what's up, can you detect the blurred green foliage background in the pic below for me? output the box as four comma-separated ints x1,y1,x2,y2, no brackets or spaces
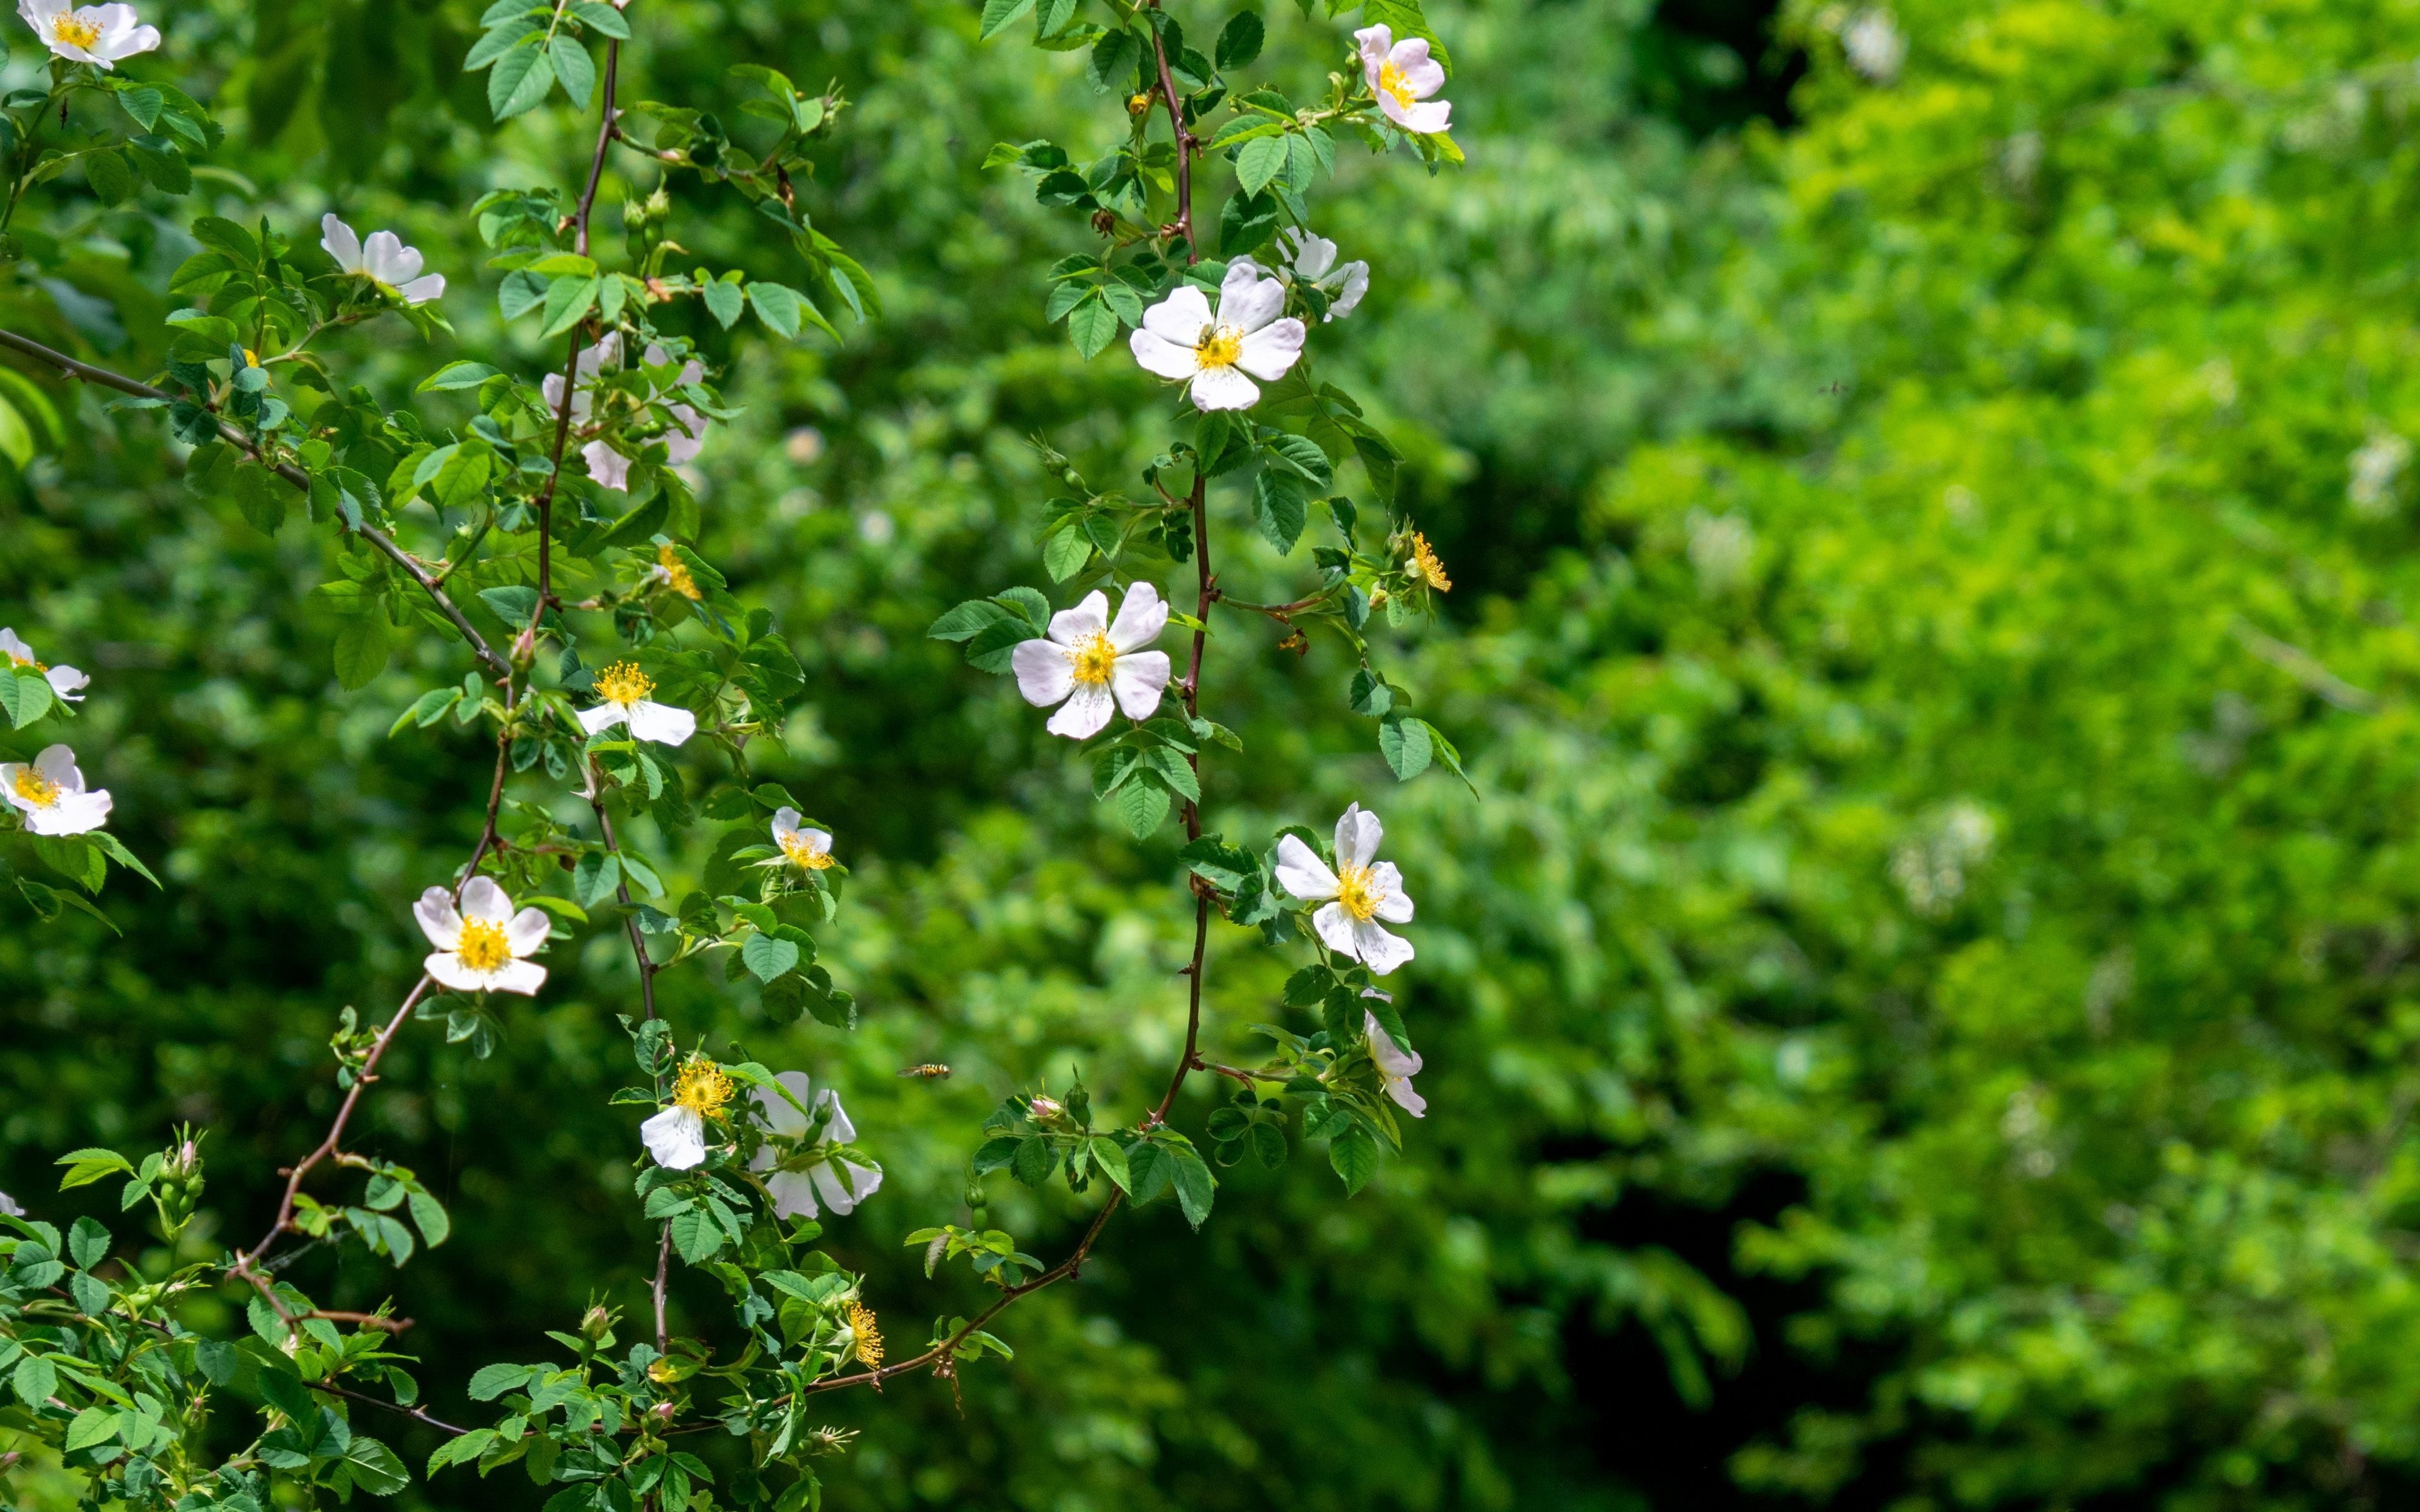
11,0,2420,1506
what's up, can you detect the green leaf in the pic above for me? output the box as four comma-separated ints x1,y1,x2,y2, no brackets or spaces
466,1363,534,1401
1044,524,1095,582
540,273,599,336
747,282,809,340
1066,293,1120,360
67,1215,108,1269
549,35,597,108
573,851,622,909
55,1147,135,1189
1251,468,1308,554
701,275,744,329
1011,1135,1057,1187
84,147,136,205
1089,1136,1132,1192
1170,1148,1216,1228
408,1189,451,1246
333,616,392,691
1262,432,1334,490
0,669,53,728
13,1353,56,1408
487,36,553,119
418,361,501,392
979,0,1039,38
670,1207,723,1263
1087,27,1141,93
569,1,630,37
742,932,801,982
1235,134,1289,197
1328,1127,1379,1194
340,1433,410,1496
1115,774,1171,837
1216,8,1264,69
64,1406,120,1452
1379,713,1432,780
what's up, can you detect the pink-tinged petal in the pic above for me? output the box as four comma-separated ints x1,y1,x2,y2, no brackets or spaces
425,951,486,992
1215,258,1283,333
1235,319,1305,382
1368,861,1414,922
1275,833,1340,900
1108,581,1168,650
320,214,362,273
1011,637,1076,708
1312,901,1361,957
30,789,110,835
628,700,696,746
460,874,513,924
1110,650,1171,720
1047,592,1110,647
1380,96,1452,134
753,1070,813,1138
486,958,548,996
1335,803,1383,868
505,907,551,957
1046,682,1115,739
578,702,630,735
45,664,88,701
1363,1011,1422,1077
765,1170,822,1219
1187,364,1261,411
1141,284,1214,345
396,273,446,306
583,439,632,491
414,886,464,950
1353,918,1414,975
662,404,708,463
1388,39,1446,96
33,743,81,789
641,1106,708,1170
1354,24,1395,80
1131,328,1202,381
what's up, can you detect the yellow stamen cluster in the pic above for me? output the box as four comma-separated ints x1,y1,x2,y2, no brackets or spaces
1406,532,1451,593
780,830,836,871
1336,864,1381,923
1378,60,1419,111
594,661,655,705
456,917,512,973
1194,324,1244,370
12,768,60,808
1126,90,1156,117
52,13,101,49
847,1301,882,1368
6,651,43,672
672,1056,735,1120
656,544,701,601
1067,629,1118,686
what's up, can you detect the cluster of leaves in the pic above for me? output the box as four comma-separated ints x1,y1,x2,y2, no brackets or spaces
0,63,216,241
967,1085,1220,1229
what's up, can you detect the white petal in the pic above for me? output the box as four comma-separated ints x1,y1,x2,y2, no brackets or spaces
1368,861,1414,922
1388,40,1446,96
1385,1074,1428,1118
1235,319,1306,382
425,952,486,992
1108,581,1168,651
45,665,88,701
29,789,110,835
794,828,832,861
413,886,464,950
771,806,803,843
583,440,632,491
485,958,548,996
1354,24,1395,80
0,765,30,816
1047,592,1111,646
1046,682,1116,739
505,906,551,957
459,874,513,924
1214,258,1284,334
1140,284,1214,345
360,230,421,287
1328,261,1369,321
1288,229,1338,280
1187,365,1261,411
0,628,31,661
628,700,696,746
1336,805,1384,868
33,743,81,790
765,1170,822,1220
1312,901,1361,958
1011,637,1075,708
1353,918,1415,975
753,1070,812,1138
578,702,630,735
1363,1010,1422,1077
661,404,707,464
1131,329,1202,381
396,273,446,306
838,1159,882,1201
819,1089,857,1145
320,214,362,272
641,1106,708,1171
1381,96,1453,134
1274,833,1340,901
1110,651,1170,721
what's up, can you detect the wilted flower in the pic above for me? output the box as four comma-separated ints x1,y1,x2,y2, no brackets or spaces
1404,531,1450,592
1354,25,1451,134
1128,260,1306,412
1,628,90,702
577,661,696,747
1279,229,1369,322
747,1070,882,1218
19,0,157,68
415,875,550,995
1,743,112,837
1364,1010,1427,1117
1011,582,1172,739
642,1055,735,1171
646,542,702,600
320,214,446,306
543,335,709,491
764,807,834,872
845,1300,883,1368
1275,803,1415,975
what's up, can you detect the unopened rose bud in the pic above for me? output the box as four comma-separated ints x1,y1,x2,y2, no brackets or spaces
1028,1096,1064,1123
580,1306,614,1342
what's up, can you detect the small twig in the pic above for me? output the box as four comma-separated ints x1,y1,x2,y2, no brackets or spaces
307,1378,470,1437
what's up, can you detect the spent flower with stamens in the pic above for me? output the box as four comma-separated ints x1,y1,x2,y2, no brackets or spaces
1128,260,1307,411
642,1055,737,1171
1355,24,1452,134
1,628,90,702
648,542,702,601
320,214,446,306
415,876,550,995
1275,803,1416,975
1405,532,1451,593
19,0,157,67
1011,582,1173,739
747,1070,882,1218
1,743,112,837
846,1301,883,1368
578,661,697,747
763,807,836,873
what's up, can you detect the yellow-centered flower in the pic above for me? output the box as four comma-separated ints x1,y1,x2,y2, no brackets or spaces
579,660,698,747
1405,531,1451,592
415,876,551,996
1192,324,1245,370
456,918,511,973
674,1056,735,1120
1,744,112,837
1273,802,1418,976
1011,583,1175,740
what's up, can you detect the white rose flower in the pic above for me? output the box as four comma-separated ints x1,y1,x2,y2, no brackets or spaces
762,807,835,873
18,0,157,68
1275,802,1415,975
414,874,550,995
1,743,112,837
1279,229,1369,322
542,336,709,491
1,627,91,702
747,1070,882,1219
1363,1009,1427,1118
577,660,697,747
1128,260,1306,412
320,214,446,306
0,1189,22,1217
642,1055,735,1171
1354,25,1451,134
1010,582,1173,740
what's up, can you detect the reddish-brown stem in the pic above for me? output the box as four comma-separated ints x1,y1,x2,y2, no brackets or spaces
1147,6,1196,249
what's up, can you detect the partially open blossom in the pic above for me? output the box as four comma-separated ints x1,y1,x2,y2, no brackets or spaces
1,627,89,702
543,335,709,492
415,875,550,995
1,744,111,837
1279,229,1369,322
577,661,696,746
320,214,446,306
1364,1009,1427,1117
1128,260,1306,412
747,1070,882,1218
642,1055,735,1171
1011,582,1172,739
1275,803,1415,975
19,0,157,68
1355,25,1451,134
763,807,835,873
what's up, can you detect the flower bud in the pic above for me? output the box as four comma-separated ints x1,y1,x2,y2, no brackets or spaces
580,1305,615,1344
1028,1095,1065,1124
